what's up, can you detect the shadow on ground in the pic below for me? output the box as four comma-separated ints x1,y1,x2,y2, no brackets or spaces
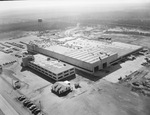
76,64,122,82
51,89,72,97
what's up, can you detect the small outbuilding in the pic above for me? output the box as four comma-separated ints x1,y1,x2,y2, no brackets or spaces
51,81,72,96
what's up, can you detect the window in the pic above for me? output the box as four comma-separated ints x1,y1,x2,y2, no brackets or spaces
70,71,74,74
64,73,69,76
103,62,107,68
58,72,63,76
53,73,56,76
64,70,69,73
58,76,63,79
48,74,52,77
70,68,74,71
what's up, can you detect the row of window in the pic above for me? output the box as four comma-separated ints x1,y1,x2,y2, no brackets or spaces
57,70,75,80
28,62,75,80
28,63,57,80
29,62,56,75
58,68,75,76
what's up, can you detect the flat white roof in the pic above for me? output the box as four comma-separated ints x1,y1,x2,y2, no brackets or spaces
31,54,74,74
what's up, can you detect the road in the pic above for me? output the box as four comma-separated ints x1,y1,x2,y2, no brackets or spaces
0,94,19,115
64,23,80,37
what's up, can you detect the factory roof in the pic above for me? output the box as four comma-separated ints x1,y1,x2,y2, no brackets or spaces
45,45,73,54
30,54,74,74
45,45,117,64
65,38,143,57
38,38,142,64
65,47,116,64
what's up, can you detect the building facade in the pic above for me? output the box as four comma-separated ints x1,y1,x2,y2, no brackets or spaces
22,54,75,81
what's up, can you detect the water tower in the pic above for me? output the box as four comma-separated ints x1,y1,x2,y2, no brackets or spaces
38,19,43,38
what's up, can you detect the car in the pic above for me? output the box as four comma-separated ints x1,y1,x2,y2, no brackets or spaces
32,108,41,114
37,113,44,115
31,108,39,114
29,105,37,111
21,98,30,103
26,102,34,108
23,100,30,104
18,97,26,102
24,101,33,107
17,96,26,102
18,95,25,99
29,104,36,109
23,100,30,105
22,99,29,102
23,101,30,107
33,109,41,115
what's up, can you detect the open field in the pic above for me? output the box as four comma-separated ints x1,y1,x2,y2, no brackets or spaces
100,34,150,49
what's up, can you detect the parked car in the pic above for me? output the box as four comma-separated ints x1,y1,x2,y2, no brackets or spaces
17,96,26,102
26,102,34,108
32,109,41,115
29,105,37,111
24,101,33,107
31,108,39,114
23,100,30,106
18,95,25,99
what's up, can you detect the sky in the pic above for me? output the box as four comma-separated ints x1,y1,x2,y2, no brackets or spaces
0,0,149,13
0,0,150,20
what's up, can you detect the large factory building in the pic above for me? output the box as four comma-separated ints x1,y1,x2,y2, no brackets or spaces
26,38,143,73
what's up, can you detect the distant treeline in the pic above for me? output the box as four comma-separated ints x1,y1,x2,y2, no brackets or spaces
79,19,150,30
105,31,150,36
114,20,150,30
1,17,150,33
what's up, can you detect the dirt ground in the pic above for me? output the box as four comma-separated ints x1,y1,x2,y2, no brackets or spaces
34,79,150,115
101,33,150,49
